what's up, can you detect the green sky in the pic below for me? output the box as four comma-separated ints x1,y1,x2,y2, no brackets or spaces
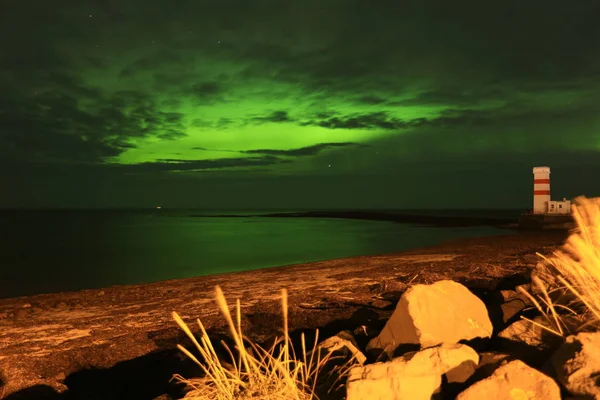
1,0,600,208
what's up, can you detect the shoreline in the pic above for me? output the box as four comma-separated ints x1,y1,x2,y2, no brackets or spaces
0,230,569,398
0,222,519,301
189,210,519,228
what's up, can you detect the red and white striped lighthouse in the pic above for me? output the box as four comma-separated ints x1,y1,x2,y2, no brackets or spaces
532,166,551,214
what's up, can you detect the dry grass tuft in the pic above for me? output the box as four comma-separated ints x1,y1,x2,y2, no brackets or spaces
172,286,339,400
522,196,600,336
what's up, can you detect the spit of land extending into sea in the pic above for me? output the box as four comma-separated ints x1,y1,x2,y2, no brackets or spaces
0,212,572,399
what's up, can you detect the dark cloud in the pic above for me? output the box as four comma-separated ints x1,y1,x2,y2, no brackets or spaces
121,155,289,173
189,81,222,96
394,88,503,107
303,112,413,130
243,142,365,156
354,95,388,105
193,142,365,157
0,74,187,163
190,117,236,130
251,110,293,123
182,81,225,104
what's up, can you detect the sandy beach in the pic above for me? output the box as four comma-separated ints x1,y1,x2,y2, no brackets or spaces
0,230,569,399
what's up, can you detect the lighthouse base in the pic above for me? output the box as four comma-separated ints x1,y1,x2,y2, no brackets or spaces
518,213,575,230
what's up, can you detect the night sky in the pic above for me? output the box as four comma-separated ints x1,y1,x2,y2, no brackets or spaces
2,0,600,209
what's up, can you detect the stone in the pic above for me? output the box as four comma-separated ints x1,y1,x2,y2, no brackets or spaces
314,330,367,365
312,331,368,399
456,359,561,400
550,332,600,399
473,352,511,380
514,283,532,296
367,280,493,354
347,343,479,400
499,315,579,348
348,371,439,400
500,299,527,324
496,316,568,368
498,317,547,348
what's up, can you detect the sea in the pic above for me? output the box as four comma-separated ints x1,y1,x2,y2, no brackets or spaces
0,209,521,299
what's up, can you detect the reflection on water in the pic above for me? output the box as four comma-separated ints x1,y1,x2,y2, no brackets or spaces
0,210,514,298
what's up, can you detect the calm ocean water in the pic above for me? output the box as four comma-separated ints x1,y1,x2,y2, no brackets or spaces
0,209,519,299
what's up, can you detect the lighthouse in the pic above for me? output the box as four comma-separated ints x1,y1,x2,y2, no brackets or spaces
532,166,551,214
520,166,573,229
531,166,571,215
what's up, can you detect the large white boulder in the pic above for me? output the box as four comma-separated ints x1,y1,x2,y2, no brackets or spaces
367,280,493,354
456,359,561,400
347,343,479,400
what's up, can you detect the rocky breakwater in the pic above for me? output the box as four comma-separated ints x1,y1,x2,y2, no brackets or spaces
302,276,600,400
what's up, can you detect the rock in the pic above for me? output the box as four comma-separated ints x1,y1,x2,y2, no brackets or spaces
473,352,511,380
348,370,439,400
499,289,519,302
97,290,105,296
353,325,371,338
499,315,579,348
311,331,367,399
496,316,567,367
315,330,367,365
500,288,532,307
500,298,527,324
367,280,493,355
370,279,408,295
515,283,532,296
498,317,548,348
550,332,600,399
347,343,479,400
456,359,561,400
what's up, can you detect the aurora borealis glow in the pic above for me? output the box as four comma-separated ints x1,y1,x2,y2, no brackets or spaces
2,0,600,209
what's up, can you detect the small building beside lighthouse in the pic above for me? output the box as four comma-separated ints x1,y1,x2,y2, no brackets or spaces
546,198,571,215
519,166,574,230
